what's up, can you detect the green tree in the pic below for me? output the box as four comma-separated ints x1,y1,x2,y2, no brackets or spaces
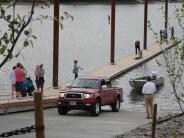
0,0,73,68
148,1,184,112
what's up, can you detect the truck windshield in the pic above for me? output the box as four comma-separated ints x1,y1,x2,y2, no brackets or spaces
72,79,100,89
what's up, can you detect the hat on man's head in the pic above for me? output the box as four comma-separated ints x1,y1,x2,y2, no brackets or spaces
151,71,157,77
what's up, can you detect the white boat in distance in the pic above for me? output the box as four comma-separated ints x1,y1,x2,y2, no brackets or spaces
129,76,164,90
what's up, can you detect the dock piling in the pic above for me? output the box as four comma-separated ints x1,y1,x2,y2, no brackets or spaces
53,0,60,87
143,0,148,50
111,0,116,64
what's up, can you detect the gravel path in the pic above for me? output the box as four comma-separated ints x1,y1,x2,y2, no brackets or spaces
114,113,184,138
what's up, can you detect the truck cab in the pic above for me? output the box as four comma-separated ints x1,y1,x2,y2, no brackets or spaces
57,77,123,116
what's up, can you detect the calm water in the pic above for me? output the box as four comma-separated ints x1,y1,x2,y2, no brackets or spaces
0,2,183,112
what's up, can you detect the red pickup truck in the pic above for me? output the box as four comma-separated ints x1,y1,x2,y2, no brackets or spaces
57,77,123,116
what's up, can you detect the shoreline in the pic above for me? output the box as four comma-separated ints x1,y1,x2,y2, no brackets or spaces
0,0,181,4
114,112,184,138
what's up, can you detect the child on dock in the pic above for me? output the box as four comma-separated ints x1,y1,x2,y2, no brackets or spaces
73,60,83,79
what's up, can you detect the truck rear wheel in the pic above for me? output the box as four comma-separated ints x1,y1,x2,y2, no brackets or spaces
90,99,101,116
58,105,68,115
111,97,120,112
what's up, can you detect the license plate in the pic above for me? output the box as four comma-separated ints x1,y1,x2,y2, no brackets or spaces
69,101,76,106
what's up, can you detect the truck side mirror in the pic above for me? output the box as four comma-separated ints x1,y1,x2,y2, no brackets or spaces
101,85,107,89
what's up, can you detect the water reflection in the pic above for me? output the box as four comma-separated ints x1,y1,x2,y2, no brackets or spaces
128,89,143,102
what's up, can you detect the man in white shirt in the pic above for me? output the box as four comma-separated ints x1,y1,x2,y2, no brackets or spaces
142,76,156,119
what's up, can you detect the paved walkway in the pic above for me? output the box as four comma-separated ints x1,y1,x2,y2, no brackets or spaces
0,40,179,114
0,108,168,138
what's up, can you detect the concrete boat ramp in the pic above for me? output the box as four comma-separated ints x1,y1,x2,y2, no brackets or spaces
0,40,179,115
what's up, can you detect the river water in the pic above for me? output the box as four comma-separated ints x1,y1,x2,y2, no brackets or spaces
116,53,184,113
0,2,183,112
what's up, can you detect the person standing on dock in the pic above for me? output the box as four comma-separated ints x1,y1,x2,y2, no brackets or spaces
9,66,17,98
135,40,141,55
163,27,168,44
34,65,40,91
14,63,27,98
159,30,163,44
34,64,45,91
108,14,110,24
142,76,156,119
39,64,45,92
73,60,83,79
171,27,174,39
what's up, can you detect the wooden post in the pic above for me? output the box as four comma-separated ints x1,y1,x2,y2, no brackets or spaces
53,0,60,87
151,104,157,138
110,0,116,64
34,91,45,138
165,0,168,30
143,0,148,49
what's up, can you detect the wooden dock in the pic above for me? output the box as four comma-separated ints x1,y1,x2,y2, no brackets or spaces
85,41,179,79
0,40,180,115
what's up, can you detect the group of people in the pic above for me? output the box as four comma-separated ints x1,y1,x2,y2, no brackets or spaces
9,63,45,98
9,60,80,98
160,27,175,44
134,27,175,60
9,59,79,98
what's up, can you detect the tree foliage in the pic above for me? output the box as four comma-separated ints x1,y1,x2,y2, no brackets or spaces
148,1,184,112
0,0,73,68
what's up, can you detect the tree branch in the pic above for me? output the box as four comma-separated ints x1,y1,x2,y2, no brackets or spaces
0,0,36,68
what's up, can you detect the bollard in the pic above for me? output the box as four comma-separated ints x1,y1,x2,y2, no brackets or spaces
151,104,157,138
34,91,45,138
